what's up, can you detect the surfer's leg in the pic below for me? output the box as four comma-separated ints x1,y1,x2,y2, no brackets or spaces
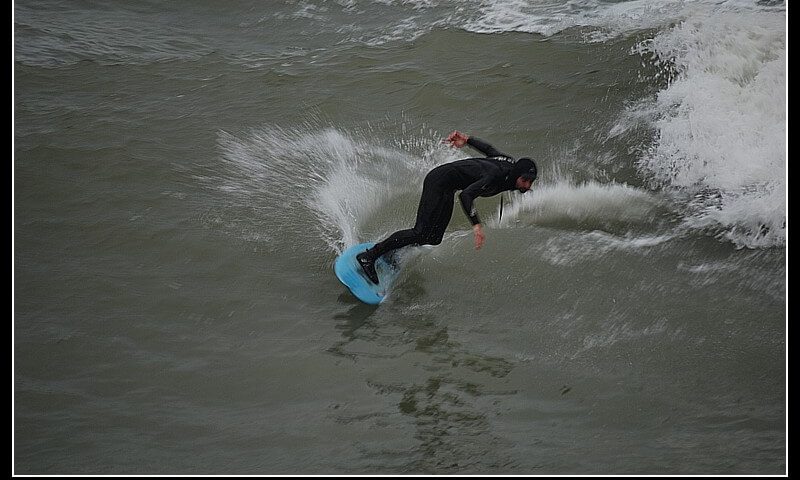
370,193,451,271
357,227,418,283
422,191,455,245
357,178,451,283
369,181,450,257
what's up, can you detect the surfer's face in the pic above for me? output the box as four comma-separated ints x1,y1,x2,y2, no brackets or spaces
515,177,533,193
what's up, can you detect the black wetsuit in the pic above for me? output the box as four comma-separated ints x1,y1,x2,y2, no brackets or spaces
366,137,520,259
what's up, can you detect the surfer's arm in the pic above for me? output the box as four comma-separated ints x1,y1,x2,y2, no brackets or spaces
460,179,488,251
459,177,492,227
446,131,508,158
466,136,507,158
459,180,488,250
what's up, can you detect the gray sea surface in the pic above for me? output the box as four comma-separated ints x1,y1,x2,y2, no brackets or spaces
14,0,786,475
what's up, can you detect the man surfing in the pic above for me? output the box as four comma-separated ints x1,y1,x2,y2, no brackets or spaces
356,130,538,284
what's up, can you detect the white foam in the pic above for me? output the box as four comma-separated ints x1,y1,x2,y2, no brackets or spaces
462,0,784,40
633,7,786,248
463,0,686,39
539,229,675,268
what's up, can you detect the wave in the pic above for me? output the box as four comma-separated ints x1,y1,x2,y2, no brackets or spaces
461,0,785,40
267,0,786,45
339,0,787,249
258,1,786,250
630,5,786,248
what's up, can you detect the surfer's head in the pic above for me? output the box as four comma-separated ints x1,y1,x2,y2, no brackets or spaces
512,157,537,193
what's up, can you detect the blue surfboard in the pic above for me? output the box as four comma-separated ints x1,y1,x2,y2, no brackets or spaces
334,242,400,305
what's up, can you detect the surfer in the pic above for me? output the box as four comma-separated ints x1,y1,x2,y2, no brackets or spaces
356,130,538,284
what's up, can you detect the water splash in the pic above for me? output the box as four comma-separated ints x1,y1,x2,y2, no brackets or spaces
207,124,456,254
632,8,786,248
493,180,667,233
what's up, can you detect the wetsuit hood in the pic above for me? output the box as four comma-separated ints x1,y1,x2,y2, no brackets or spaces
511,157,537,182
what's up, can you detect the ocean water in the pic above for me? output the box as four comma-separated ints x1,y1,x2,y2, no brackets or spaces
14,0,786,474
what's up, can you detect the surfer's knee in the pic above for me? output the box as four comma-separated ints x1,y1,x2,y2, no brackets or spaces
411,225,428,241
426,231,445,246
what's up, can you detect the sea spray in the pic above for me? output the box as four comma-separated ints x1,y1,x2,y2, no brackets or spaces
210,124,457,254
633,9,786,248
493,180,668,233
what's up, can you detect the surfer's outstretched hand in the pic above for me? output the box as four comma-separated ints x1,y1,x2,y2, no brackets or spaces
473,224,485,250
445,130,469,148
